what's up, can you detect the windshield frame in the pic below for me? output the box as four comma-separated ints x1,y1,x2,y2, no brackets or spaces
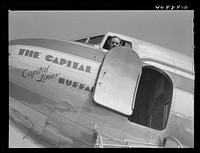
72,33,134,52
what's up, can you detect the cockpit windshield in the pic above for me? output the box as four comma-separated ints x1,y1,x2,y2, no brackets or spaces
74,34,133,51
75,35,105,45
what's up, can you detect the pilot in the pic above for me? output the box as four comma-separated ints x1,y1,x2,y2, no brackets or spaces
108,36,122,50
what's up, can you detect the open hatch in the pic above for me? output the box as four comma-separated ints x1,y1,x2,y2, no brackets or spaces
93,47,142,115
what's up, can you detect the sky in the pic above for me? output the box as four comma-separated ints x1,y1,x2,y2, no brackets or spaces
8,10,194,148
9,11,194,57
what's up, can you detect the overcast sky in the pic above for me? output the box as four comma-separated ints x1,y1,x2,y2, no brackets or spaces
8,10,194,148
9,10,194,57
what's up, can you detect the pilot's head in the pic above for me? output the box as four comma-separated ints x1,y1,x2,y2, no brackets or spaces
109,36,121,49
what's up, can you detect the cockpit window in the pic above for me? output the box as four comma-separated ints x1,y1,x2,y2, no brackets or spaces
75,35,104,45
87,35,104,45
75,38,87,43
123,42,132,48
74,34,132,51
103,36,132,50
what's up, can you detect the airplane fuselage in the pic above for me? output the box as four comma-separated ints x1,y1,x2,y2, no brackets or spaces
9,33,194,148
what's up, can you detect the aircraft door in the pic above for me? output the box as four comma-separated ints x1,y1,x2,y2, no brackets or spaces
93,47,142,115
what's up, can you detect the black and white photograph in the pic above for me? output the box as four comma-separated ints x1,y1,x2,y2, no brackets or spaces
8,10,194,148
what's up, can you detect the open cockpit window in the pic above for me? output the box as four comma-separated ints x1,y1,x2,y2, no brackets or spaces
74,34,132,52
103,36,132,50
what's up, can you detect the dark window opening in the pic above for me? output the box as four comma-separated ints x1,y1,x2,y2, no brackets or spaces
103,36,132,50
75,38,87,43
128,66,173,130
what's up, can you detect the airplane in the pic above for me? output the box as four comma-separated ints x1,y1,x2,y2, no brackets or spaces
9,32,194,148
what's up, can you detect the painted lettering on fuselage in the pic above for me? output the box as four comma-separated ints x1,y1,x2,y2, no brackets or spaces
18,48,41,59
18,48,92,74
22,66,61,82
45,55,92,74
58,77,92,92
